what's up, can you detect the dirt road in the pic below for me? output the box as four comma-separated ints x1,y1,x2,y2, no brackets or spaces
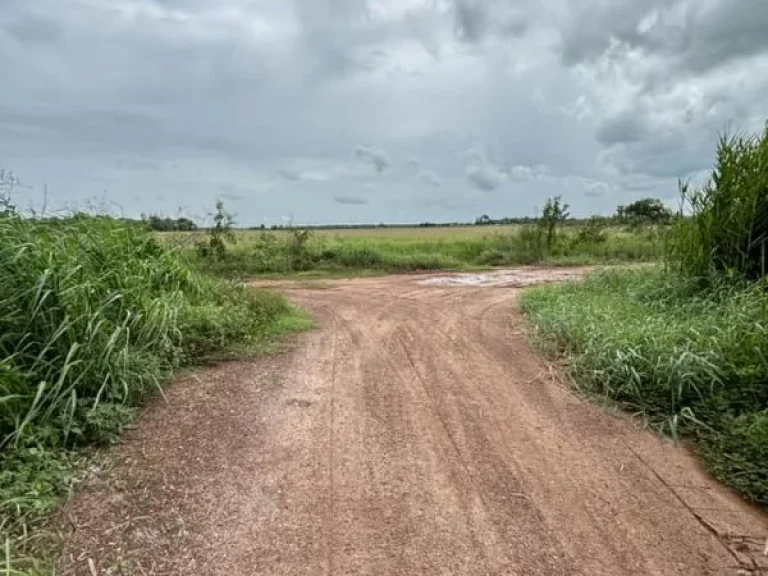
61,269,767,575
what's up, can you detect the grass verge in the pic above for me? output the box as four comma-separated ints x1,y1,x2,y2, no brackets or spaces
520,267,768,505
0,215,311,574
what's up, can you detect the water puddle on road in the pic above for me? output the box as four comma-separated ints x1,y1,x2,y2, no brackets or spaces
416,267,589,287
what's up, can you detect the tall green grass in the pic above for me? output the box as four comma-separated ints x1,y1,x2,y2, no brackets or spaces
669,125,768,282
0,214,309,571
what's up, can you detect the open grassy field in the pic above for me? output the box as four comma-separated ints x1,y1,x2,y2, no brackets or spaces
166,223,666,278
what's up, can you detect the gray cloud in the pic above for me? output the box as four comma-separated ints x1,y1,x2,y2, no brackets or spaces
584,182,608,198
114,158,160,171
465,165,503,191
0,0,765,224
334,195,369,206
355,145,391,173
452,0,487,43
560,1,768,74
419,170,441,187
3,12,64,45
463,148,507,191
451,0,529,44
277,167,302,181
596,113,647,146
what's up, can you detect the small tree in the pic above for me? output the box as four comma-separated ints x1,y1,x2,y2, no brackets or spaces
289,228,313,271
539,196,570,250
196,200,235,259
0,168,19,216
575,215,608,244
618,198,672,226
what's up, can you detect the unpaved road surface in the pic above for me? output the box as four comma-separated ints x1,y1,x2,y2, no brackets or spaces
61,268,767,575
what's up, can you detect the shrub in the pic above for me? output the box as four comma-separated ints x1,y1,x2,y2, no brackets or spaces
617,198,673,227
196,200,236,260
573,216,608,245
289,229,315,271
333,247,385,269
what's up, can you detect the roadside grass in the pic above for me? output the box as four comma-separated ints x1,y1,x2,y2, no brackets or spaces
520,267,768,505
0,215,311,574
164,225,664,279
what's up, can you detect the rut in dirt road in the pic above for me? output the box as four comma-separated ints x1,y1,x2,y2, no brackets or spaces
60,269,767,575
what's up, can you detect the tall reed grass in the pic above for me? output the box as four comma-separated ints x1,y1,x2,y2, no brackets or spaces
669,125,768,282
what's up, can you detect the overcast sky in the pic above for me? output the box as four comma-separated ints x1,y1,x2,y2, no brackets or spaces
1,0,767,225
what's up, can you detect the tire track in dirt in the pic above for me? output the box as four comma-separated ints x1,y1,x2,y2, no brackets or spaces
58,268,767,575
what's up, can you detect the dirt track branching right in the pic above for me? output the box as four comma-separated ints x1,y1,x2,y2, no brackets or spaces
521,124,768,505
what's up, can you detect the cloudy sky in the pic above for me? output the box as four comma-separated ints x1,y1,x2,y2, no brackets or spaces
1,0,767,225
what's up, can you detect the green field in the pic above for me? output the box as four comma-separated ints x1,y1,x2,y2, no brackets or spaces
167,223,665,278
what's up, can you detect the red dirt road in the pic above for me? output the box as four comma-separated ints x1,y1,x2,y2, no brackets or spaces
61,269,767,575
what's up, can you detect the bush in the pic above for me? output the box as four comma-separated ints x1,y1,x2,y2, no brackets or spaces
288,229,315,271
573,216,608,245
332,246,385,269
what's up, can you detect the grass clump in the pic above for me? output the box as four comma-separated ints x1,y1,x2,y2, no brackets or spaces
0,214,309,571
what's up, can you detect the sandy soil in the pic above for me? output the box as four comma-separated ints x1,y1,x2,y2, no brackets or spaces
59,268,767,575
